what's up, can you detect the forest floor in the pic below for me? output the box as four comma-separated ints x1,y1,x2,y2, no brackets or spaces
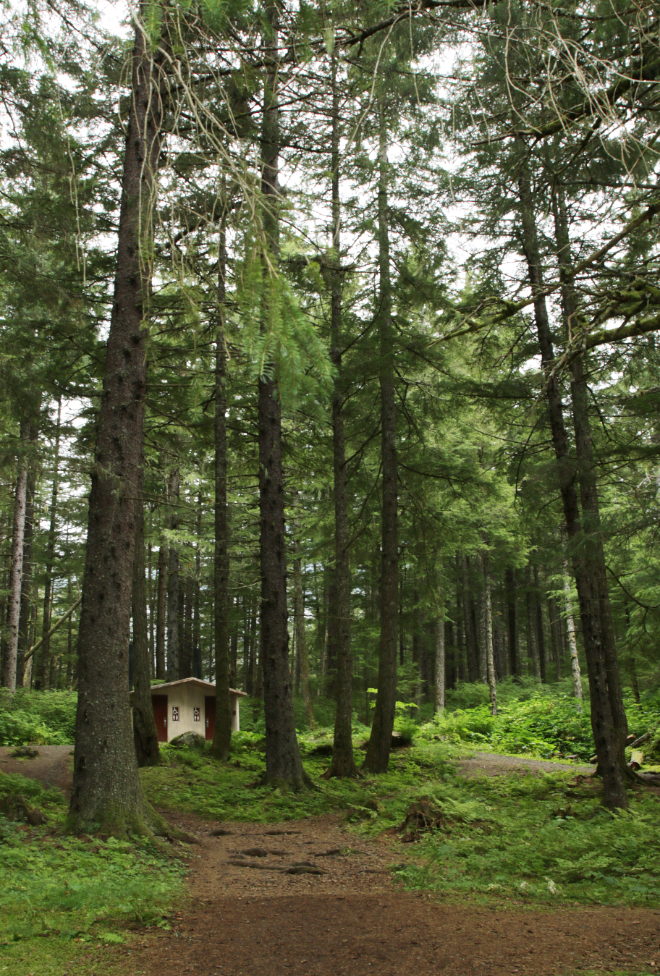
3,744,660,976
118,808,660,976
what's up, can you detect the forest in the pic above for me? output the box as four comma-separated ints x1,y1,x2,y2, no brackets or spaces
1,1,660,974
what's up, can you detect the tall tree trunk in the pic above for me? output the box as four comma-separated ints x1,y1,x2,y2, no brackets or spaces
193,506,201,679
462,556,479,682
39,401,62,690
212,202,231,762
505,567,519,677
65,577,74,689
326,62,357,766
563,557,583,701
155,541,167,680
525,564,541,679
70,7,165,833
258,1,306,787
17,424,38,688
2,423,29,691
166,467,180,682
180,570,193,678
477,585,488,684
132,482,159,767
534,565,547,682
147,542,155,676
517,158,627,808
482,554,497,716
292,501,315,729
552,184,627,751
364,100,398,775
434,608,445,713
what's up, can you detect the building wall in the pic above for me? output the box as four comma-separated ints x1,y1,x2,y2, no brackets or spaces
165,684,207,741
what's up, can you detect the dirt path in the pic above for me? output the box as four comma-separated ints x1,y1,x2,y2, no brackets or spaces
123,810,660,976
457,751,595,778
0,745,73,795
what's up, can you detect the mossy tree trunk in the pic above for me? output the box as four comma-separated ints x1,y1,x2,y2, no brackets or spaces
69,7,165,834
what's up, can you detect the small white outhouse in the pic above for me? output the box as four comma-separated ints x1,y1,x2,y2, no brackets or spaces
147,678,247,743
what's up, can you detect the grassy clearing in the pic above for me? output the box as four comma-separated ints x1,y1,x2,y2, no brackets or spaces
0,775,187,976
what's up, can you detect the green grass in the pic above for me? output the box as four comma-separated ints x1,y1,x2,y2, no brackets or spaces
0,774,187,976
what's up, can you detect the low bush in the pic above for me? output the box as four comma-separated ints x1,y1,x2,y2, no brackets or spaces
0,690,77,746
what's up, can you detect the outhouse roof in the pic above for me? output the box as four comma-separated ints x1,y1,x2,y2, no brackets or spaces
149,677,247,696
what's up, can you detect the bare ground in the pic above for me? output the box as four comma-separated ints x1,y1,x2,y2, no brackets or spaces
125,810,660,976
457,752,595,778
0,744,73,795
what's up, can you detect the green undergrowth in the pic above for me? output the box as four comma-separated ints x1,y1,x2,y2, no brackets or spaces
142,730,660,911
0,688,77,746
0,773,187,976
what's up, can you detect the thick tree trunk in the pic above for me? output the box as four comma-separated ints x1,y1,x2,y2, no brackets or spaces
155,542,167,679
518,161,627,808
364,102,398,775
553,185,627,752
259,1,306,787
2,430,29,691
212,206,231,762
17,428,38,688
132,484,159,767
70,8,165,834
166,468,180,682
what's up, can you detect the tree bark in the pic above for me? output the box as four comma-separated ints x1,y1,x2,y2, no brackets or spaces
17,422,38,688
212,202,231,762
363,100,398,775
70,7,165,833
292,501,315,730
505,567,519,677
2,426,29,691
325,58,357,771
563,556,583,701
155,541,167,679
482,554,497,716
166,467,180,682
517,158,627,808
552,184,627,750
258,0,306,787
132,481,159,767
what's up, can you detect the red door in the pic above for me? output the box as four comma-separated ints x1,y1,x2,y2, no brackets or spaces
152,695,168,743
205,696,216,741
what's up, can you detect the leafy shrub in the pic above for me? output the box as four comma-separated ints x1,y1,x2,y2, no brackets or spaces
0,690,77,746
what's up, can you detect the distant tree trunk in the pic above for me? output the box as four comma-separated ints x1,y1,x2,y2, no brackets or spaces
364,99,398,775
483,555,497,716
180,571,193,679
2,424,29,691
476,584,488,684
563,557,583,701
293,507,315,730
193,504,201,679
326,54,356,773
518,159,626,808
505,567,519,677
434,613,445,713
212,204,231,762
166,467,180,682
534,566,547,682
155,542,167,680
132,483,159,767
258,1,306,787
17,428,38,688
147,543,155,676
462,556,478,682
65,577,74,689
70,7,165,833
525,564,541,679
455,559,466,682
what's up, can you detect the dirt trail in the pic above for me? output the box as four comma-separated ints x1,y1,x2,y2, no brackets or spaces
127,810,660,976
457,752,595,778
0,745,73,795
